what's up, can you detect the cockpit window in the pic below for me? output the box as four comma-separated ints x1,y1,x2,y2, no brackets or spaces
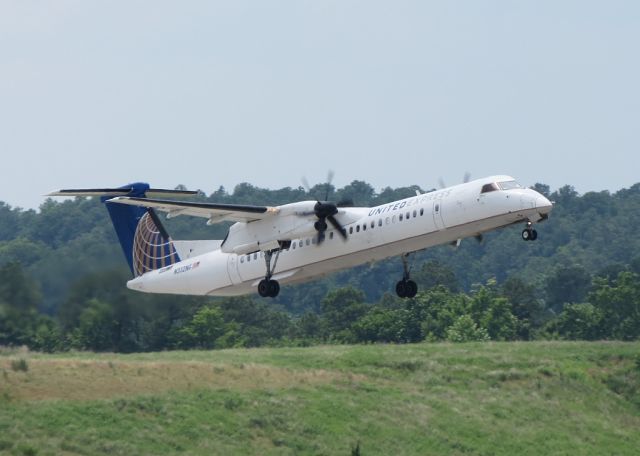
481,183,500,194
498,180,522,190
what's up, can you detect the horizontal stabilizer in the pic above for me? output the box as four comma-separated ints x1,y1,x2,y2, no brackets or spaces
47,187,198,198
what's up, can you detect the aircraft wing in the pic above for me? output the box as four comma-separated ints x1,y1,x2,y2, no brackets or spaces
108,196,279,223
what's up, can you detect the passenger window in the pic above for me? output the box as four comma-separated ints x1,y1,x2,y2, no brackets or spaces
413,210,417,218
356,225,360,233
330,231,334,240
247,255,250,262
240,256,244,263
349,226,353,234
311,237,316,245
253,253,257,260
362,224,366,231
306,238,310,246
406,212,410,219
386,217,390,225
392,215,396,223
299,240,303,247
378,219,382,227
371,221,375,229
399,214,403,221
292,242,296,249
420,208,424,216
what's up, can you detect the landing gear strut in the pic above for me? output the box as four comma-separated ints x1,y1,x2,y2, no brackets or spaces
258,248,281,298
396,253,418,299
521,221,538,241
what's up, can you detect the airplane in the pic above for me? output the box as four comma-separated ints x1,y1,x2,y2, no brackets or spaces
49,175,552,299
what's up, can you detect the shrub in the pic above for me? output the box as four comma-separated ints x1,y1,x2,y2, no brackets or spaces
10,358,29,372
446,315,489,343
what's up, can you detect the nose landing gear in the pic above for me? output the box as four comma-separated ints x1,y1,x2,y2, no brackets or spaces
522,221,538,241
396,253,418,298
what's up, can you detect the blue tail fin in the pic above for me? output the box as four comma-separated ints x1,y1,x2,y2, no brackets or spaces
105,196,180,277
49,182,197,277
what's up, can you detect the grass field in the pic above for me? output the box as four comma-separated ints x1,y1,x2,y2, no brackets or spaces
1,341,639,455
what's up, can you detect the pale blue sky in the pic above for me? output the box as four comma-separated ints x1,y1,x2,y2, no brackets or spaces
1,1,638,209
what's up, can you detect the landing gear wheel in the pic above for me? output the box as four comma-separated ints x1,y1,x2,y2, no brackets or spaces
522,228,538,241
258,279,280,298
396,280,408,298
396,279,418,299
268,280,280,298
406,280,418,298
258,279,271,297
396,254,418,298
258,249,283,298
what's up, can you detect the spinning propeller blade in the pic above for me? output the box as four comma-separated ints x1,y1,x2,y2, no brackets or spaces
299,171,348,244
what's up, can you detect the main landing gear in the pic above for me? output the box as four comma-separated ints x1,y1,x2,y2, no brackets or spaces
396,253,418,299
258,248,282,298
521,221,538,241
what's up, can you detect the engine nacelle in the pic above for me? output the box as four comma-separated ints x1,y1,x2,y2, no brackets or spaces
220,201,363,254
221,202,318,254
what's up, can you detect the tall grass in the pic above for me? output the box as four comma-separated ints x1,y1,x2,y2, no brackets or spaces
0,341,638,455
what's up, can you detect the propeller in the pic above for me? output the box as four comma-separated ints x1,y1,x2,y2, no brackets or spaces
300,171,348,244
313,201,347,243
438,172,472,189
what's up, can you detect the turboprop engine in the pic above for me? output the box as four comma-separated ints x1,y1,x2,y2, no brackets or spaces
221,201,357,255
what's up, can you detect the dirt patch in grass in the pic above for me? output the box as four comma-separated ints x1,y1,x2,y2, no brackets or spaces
0,358,364,402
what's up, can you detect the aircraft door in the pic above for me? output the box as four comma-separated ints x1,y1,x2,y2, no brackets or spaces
433,201,445,230
227,254,242,285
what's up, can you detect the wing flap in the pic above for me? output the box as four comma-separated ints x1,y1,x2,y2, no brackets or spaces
108,196,278,223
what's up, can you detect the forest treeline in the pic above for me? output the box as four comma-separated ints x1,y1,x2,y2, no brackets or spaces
1,179,639,351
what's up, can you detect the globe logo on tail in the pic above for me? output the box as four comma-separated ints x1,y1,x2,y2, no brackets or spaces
132,211,180,277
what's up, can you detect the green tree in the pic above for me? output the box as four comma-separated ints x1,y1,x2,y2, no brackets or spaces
481,298,518,341
217,296,294,347
352,306,409,343
0,262,48,347
545,265,592,312
0,262,41,311
320,287,368,342
412,287,468,341
589,272,640,340
335,180,376,206
446,315,489,342
176,305,226,349
501,276,543,339
296,311,323,341
546,303,603,340
72,298,116,351
469,280,498,323
414,260,459,292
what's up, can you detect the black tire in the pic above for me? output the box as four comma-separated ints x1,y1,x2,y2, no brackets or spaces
258,279,270,297
406,280,418,298
522,229,531,241
268,280,280,298
396,280,407,298
530,229,538,241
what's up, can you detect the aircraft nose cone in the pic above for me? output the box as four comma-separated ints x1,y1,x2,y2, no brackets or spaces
536,196,553,212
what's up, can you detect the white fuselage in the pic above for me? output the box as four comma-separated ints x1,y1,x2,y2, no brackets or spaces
126,176,552,296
